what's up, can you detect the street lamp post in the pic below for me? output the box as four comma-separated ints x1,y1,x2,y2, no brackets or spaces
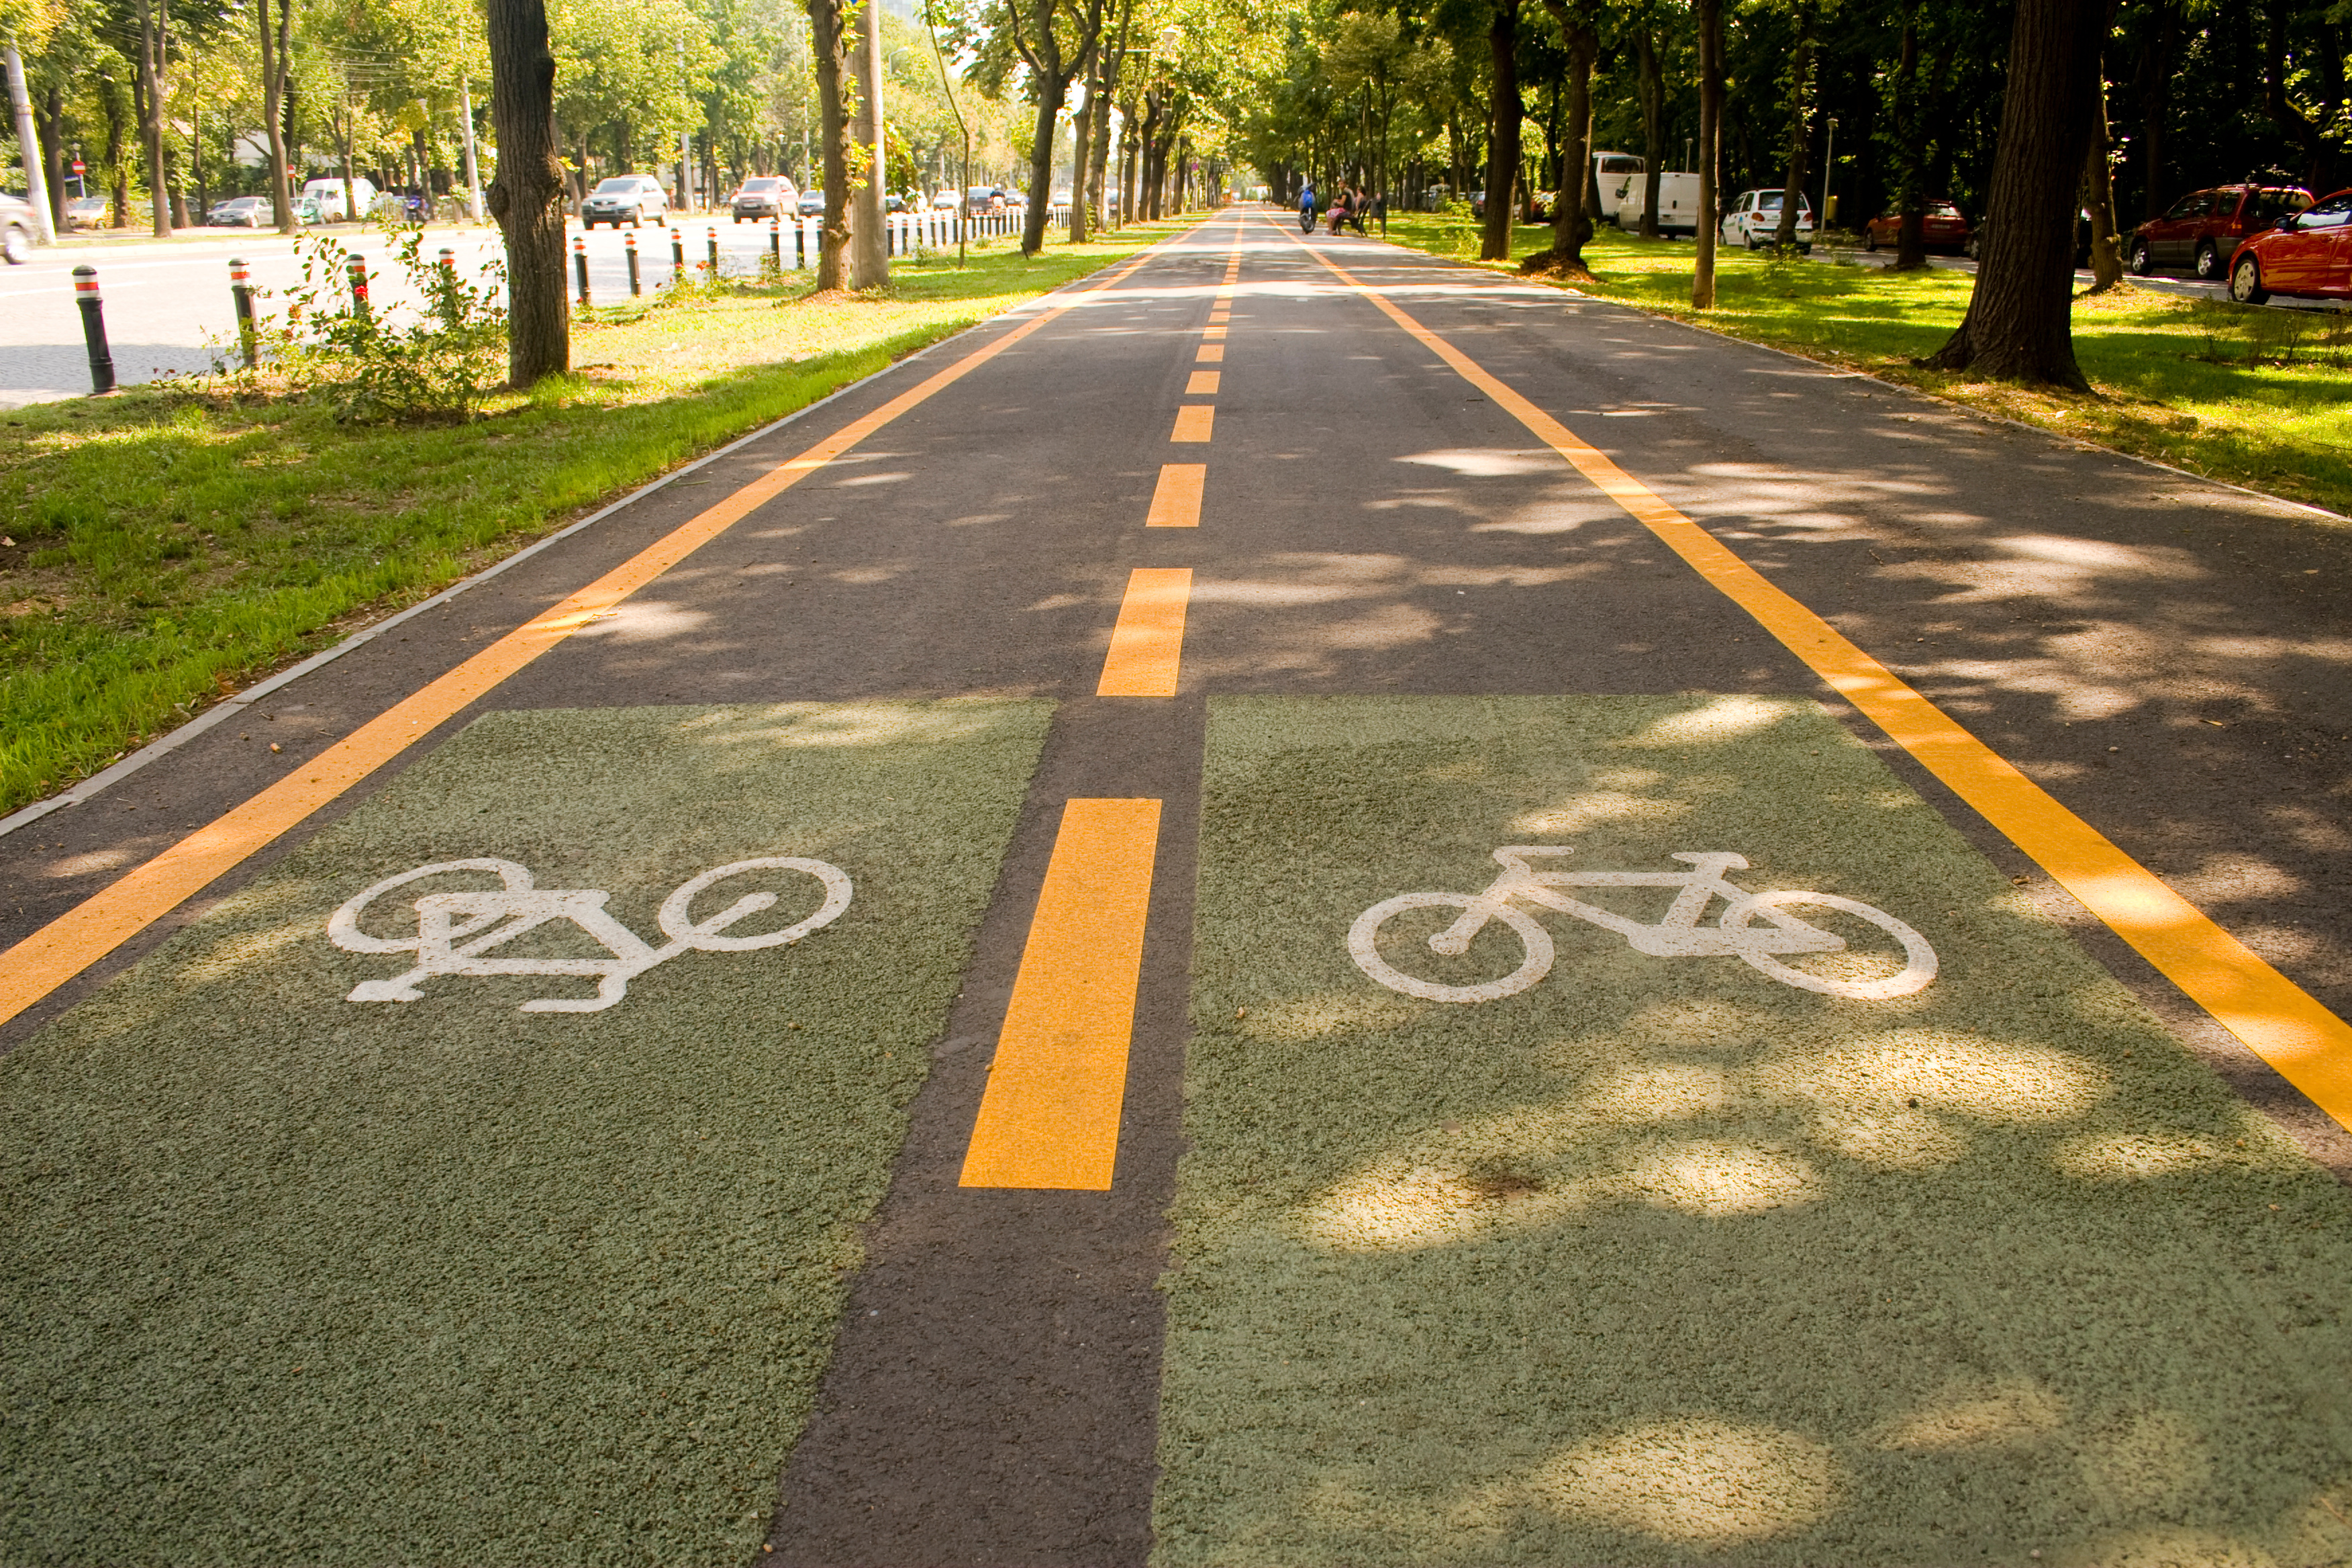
1820,117,1835,232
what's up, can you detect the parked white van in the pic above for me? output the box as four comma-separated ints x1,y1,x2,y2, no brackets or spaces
1611,171,1704,237
1594,152,1644,222
299,175,379,222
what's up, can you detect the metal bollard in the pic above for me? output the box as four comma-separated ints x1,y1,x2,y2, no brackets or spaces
625,230,641,295
671,226,686,284
228,257,258,369
769,215,781,271
437,246,456,275
705,225,719,278
573,232,590,307
346,256,371,320
72,265,115,394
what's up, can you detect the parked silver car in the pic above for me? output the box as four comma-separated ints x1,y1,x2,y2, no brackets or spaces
581,175,669,229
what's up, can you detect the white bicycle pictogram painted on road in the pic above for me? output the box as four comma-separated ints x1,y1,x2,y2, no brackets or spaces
1349,846,1937,1003
328,855,852,1013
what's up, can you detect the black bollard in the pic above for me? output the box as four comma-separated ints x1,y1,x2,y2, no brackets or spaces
769,217,781,271
228,257,258,369
626,230,642,295
671,226,686,285
347,256,371,320
705,225,719,278
573,232,590,308
72,265,115,394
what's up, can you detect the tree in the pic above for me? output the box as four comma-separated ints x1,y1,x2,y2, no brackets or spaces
1769,0,1817,251
1534,0,1598,273
805,0,852,287
1002,0,1106,254
485,0,569,385
1477,0,1520,260
256,0,293,231
1920,0,2104,387
1689,0,1720,305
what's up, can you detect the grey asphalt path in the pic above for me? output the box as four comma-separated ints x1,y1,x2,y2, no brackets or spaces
6,209,2352,1559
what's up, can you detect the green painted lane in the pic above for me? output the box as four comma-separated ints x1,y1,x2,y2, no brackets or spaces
0,701,1049,1566
1159,695,2352,1566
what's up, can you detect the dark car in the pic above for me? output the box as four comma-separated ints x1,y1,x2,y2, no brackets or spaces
731,176,794,223
1963,209,2093,268
2226,189,2352,304
795,187,826,217
2129,184,2313,281
1863,202,1970,253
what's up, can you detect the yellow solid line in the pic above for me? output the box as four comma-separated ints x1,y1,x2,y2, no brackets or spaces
959,797,1163,1190
1280,220,2352,1133
1095,567,1192,697
1146,463,1206,529
1195,344,1224,362
1186,371,1221,395
0,243,1177,1034
1171,405,1215,442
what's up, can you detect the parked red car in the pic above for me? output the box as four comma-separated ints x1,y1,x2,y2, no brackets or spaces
1861,203,1970,253
2128,184,2312,280
2226,189,2352,303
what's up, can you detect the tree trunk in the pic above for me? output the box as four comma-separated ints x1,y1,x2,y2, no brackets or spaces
485,0,570,386
1635,28,1662,237
37,84,69,232
258,0,296,233
849,0,887,286
1920,0,2104,387
1478,0,1522,260
1772,4,1815,250
1540,0,1596,269
133,0,170,236
1692,0,1722,306
103,72,126,228
805,0,853,290
2081,62,2122,290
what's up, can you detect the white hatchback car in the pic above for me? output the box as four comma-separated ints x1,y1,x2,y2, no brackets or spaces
1720,189,1814,252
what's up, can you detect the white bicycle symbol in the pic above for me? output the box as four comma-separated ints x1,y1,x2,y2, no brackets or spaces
1349,846,1937,1003
328,855,852,1013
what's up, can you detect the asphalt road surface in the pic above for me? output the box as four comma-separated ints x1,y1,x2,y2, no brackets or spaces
6,211,2352,1565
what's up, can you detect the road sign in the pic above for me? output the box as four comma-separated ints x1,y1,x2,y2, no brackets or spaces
70,159,85,175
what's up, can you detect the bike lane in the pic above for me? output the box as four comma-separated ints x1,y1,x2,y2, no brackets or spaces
0,222,1236,1565
1139,218,2352,1565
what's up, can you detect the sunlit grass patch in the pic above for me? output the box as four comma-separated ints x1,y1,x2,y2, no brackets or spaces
1379,214,2352,522
0,225,1175,814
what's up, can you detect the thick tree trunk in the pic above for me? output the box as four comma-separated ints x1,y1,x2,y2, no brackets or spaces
1540,1,1596,270
2081,68,2122,290
37,85,69,232
103,75,126,228
1692,0,1722,306
1635,28,1662,238
258,0,296,233
849,0,887,287
1478,0,1522,260
133,0,170,236
485,0,569,386
1772,5,1815,250
1021,78,1063,254
806,0,853,290
1921,0,2104,387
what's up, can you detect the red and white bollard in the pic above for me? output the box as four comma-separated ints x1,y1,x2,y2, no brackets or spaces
72,265,115,393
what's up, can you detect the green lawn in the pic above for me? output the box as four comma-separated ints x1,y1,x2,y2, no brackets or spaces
0,225,1175,815
1380,214,2352,523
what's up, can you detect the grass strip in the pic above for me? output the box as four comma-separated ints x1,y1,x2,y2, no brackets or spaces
0,226,1175,815
1377,214,2352,522
0,699,1050,1565
1159,693,2352,1565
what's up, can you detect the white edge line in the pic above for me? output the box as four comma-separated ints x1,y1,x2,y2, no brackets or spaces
0,234,1177,843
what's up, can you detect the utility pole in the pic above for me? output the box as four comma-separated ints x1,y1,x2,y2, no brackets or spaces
1818,117,1835,230
5,40,55,244
460,71,485,221
848,0,886,286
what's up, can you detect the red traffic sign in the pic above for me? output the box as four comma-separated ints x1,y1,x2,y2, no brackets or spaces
70,159,85,174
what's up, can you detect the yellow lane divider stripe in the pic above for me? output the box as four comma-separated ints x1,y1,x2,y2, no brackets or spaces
1095,569,1193,696
0,241,1181,1034
1171,405,1215,442
1279,219,2352,1133
1147,464,1207,529
1186,371,1221,395
1196,344,1224,363
1199,326,1226,340
959,797,1164,1190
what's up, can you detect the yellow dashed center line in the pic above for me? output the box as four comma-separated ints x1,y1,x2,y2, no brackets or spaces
1171,405,1215,442
1146,464,1207,528
1186,371,1222,396
1275,217,2352,1135
1199,325,1226,340
1095,568,1193,695
959,797,1164,1191
1195,344,1224,362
